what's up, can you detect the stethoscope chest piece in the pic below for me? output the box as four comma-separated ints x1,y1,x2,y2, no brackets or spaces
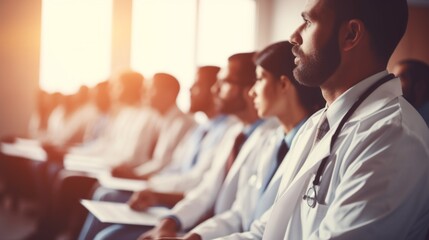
303,185,317,208
301,73,395,209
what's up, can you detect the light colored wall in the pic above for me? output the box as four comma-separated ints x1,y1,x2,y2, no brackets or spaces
0,0,133,138
255,0,274,49
2,1,427,138
388,6,429,70
270,0,305,44
0,0,42,138
268,0,429,69
111,0,132,75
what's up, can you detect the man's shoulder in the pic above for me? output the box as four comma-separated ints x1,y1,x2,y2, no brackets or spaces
353,97,428,136
339,97,429,162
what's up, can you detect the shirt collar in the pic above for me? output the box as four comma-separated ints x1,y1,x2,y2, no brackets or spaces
200,114,228,131
210,114,228,126
284,118,307,148
163,105,181,121
325,70,389,128
243,119,265,137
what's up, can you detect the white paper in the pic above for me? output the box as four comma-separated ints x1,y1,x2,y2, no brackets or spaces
63,153,108,175
15,138,41,147
98,174,148,192
81,200,170,226
0,142,47,162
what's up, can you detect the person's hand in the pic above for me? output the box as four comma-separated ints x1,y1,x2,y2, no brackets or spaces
127,189,158,211
154,233,202,240
111,163,139,179
181,233,202,240
138,173,152,181
137,218,178,239
154,238,184,240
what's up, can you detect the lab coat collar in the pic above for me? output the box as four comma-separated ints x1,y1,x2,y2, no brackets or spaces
264,71,404,239
288,70,401,191
326,70,389,129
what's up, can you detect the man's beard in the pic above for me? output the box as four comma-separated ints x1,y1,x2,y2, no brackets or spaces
215,96,246,114
292,30,341,87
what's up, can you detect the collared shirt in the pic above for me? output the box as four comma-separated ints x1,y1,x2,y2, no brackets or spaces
256,71,429,240
190,119,307,240
166,118,279,232
243,119,265,138
67,105,157,163
148,115,239,193
284,119,307,148
163,114,229,173
133,105,196,176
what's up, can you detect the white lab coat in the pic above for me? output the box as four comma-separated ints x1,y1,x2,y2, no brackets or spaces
149,116,239,193
172,118,280,230
229,72,429,240
68,106,160,166
46,103,99,146
134,106,196,175
190,128,285,239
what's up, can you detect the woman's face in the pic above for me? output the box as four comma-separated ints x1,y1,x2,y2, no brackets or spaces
249,66,283,118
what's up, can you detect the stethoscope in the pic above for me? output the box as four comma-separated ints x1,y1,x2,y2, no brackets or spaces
303,73,396,208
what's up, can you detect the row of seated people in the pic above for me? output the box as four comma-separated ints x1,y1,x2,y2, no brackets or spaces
3,40,426,240
0,70,197,238
74,46,429,240
0,80,112,205
28,83,109,149
0,49,424,239
1,1,429,237
74,42,324,240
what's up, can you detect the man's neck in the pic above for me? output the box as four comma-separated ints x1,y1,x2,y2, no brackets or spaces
321,62,386,105
235,109,260,125
203,106,218,120
159,104,176,116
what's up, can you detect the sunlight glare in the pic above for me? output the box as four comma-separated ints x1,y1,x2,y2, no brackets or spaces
131,0,196,110
39,0,113,94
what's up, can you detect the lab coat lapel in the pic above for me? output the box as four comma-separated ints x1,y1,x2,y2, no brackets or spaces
291,128,333,188
275,118,317,195
263,118,333,239
223,128,261,186
262,134,284,190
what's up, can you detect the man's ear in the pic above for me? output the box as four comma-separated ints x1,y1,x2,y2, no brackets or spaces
340,19,364,52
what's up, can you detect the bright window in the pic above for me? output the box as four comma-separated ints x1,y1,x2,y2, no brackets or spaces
39,0,113,94
197,0,256,67
39,0,256,106
131,0,256,110
131,0,197,109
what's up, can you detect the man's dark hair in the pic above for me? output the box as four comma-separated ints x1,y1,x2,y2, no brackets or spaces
326,0,408,63
254,41,325,112
119,71,144,103
198,66,221,87
120,71,144,90
397,59,429,105
153,73,180,99
398,59,429,83
228,52,257,86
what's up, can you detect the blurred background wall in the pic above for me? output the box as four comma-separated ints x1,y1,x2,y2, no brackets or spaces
0,0,428,138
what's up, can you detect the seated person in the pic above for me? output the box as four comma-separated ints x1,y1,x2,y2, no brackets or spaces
393,59,429,126
78,66,238,240
109,73,196,180
178,41,324,240
91,52,279,240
